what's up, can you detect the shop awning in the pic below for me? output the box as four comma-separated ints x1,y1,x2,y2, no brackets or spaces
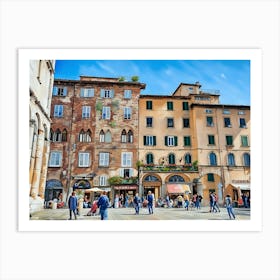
230,183,250,190
167,184,185,194
183,184,191,193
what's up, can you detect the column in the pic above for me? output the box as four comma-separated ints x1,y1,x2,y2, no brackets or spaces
30,129,44,197
38,139,50,198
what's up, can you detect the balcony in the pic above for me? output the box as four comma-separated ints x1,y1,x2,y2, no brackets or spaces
141,164,198,172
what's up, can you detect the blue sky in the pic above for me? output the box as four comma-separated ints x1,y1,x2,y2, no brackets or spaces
54,60,250,105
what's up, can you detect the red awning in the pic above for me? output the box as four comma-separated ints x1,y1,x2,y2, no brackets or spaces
167,184,185,194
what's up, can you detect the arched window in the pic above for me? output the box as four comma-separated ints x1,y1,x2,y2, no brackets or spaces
99,130,105,142
184,153,192,164
144,175,159,182
50,128,54,141
243,153,250,167
85,129,92,142
79,129,85,142
168,153,175,165
105,130,112,143
121,129,127,143
168,175,185,182
54,129,62,142
146,153,154,164
62,129,67,142
228,153,235,166
209,152,217,166
128,130,133,143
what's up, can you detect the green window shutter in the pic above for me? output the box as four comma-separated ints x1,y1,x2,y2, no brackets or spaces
184,136,191,146
165,136,168,146
146,101,152,110
174,136,178,146
183,102,189,110
144,136,147,146
167,102,173,110
208,173,214,182
153,136,156,146
110,90,114,98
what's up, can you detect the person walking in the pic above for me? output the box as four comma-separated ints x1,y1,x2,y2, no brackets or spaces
147,191,154,214
225,194,236,219
133,193,141,215
97,191,110,220
184,193,190,210
213,193,220,212
68,191,78,220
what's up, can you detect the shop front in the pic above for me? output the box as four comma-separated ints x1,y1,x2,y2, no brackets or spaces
166,183,191,200
227,183,250,207
45,179,63,202
113,184,138,207
142,174,162,200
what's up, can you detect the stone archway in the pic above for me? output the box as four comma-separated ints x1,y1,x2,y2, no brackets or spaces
142,174,162,200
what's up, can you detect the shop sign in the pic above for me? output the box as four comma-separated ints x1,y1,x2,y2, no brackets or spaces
114,185,137,190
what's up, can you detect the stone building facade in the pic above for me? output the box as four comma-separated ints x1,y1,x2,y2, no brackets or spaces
46,76,146,203
29,60,55,211
46,76,250,207
139,82,250,205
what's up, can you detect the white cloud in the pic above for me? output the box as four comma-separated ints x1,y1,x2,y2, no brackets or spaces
220,73,227,79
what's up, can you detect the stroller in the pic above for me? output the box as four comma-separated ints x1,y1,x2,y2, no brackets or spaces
86,200,98,216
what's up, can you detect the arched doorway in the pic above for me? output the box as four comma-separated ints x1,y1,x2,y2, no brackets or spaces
45,179,63,205
142,174,162,200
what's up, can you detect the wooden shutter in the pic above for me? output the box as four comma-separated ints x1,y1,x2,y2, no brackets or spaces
174,136,178,146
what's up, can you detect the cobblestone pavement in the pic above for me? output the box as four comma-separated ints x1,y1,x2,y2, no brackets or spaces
30,206,250,220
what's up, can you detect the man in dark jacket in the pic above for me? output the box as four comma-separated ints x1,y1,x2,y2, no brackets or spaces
147,190,154,214
133,193,141,215
68,191,78,220
97,191,110,220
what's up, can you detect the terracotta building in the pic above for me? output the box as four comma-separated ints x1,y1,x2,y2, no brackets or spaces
29,60,55,212
139,82,250,206
46,76,146,203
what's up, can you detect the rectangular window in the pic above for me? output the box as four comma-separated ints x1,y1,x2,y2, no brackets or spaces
207,173,215,182
239,118,246,128
102,106,111,119
206,116,214,127
146,117,153,127
165,136,178,146
184,136,191,146
223,109,230,115
238,111,245,115
143,136,156,146
167,118,174,127
167,101,173,110
78,152,90,167
120,168,133,178
48,151,62,167
182,102,189,110
208,135,215,145
99,175,108,186
146,101,153,110
224,118,231,127
82,106,91,118
124,89,132,99
241,136,249,147
101,89,114,98
121,152,132,167
205,109,212,113
53,86,67,96
124,107,132,120
99,152,109,166
226,135,233,146
53,105,64,117
183,118,190,128
80,88,94,97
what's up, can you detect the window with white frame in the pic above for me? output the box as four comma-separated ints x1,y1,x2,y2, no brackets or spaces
82,106,91,118
121,152,132,167
120,168,133,178
99,175,108,186
165,136,178,146
101,89,114,98
78,152,90,167
99,130,105,142
124,89,132,99
53,86,67,96
80,88,94,97
124,107,132,120
143,135,156,146
54,105,64,117
99,152,109,166
48,151,62,167
121,130,127,143
102,107,111,119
